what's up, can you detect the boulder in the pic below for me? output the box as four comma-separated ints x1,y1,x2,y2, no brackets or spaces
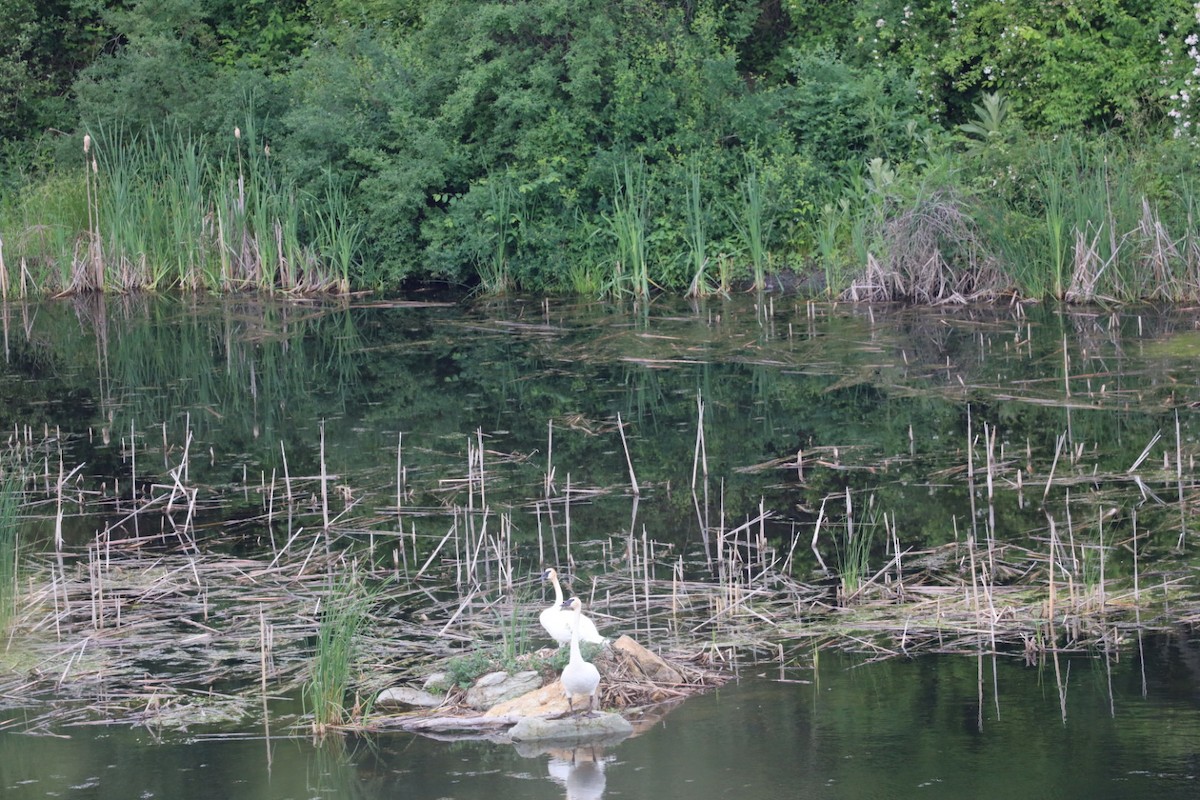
423,671,451,692
465,670,544,710
376,686,443,709
484,679,571,718
508,711,633,743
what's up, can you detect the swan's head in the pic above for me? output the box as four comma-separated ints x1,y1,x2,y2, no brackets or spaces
561,597,582,612
542,567,558,582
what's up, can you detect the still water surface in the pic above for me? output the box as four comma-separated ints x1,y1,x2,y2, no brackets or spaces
3,295,1200,798
3,649,1198,799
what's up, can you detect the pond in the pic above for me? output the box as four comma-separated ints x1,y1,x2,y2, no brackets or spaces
3,648,1199,799
1,293,1199,798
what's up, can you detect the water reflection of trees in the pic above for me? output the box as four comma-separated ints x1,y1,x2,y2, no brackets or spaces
4,295,1199,564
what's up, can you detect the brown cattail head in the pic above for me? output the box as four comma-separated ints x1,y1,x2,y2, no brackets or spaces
83,134,91,153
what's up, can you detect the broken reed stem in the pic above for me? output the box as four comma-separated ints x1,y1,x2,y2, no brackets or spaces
1046,512,1058,635
476,427,487,511
545,419,554,497
129,421,138,540
617,412,640,495
1127,429,1161,473
416,518,456,581
692,390,707,489
1175,412,1186,550
54,447,65,551
810,495,829,572
642,524,651,643
319,421,329,530
1044,431,1065,500
280,441,293,506
565,473,573,570
396,431,404,512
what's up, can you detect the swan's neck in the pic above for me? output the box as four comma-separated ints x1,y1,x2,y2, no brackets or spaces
551,575,565,605
569,607,584,661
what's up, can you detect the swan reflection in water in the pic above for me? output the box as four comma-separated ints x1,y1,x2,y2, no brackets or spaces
514,739,617,800
546,746,612,800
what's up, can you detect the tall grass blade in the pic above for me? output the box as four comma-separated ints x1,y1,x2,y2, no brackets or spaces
304,567,379,734
0,463,24,631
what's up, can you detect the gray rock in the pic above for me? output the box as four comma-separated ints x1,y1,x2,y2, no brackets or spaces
423,672,450,692
508,711,633,743
465,670,544,710
376,686,444,708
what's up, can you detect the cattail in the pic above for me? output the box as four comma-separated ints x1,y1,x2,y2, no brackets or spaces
235,126,241,140
91,158,97,174
264,144,270,157
83,134,91,154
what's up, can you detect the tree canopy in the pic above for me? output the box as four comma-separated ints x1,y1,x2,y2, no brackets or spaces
3,1,1200,298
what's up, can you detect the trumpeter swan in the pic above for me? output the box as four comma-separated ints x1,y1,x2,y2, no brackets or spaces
539,568,606,646
559,597,601,716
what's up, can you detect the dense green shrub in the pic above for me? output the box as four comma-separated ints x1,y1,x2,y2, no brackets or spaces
3,0,1200,301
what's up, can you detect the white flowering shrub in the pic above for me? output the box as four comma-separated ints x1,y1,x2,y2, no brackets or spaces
1164,3,1200,141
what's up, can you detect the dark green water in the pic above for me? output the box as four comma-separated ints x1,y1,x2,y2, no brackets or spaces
3,294,1200,798
3,648,1199,799
4,294,1198,560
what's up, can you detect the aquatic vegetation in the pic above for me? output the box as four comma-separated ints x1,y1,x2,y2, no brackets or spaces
0,297,1196,737
305,567,379,735
2,126,355,295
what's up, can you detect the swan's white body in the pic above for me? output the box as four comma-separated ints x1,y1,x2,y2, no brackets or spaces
539,568,606,646
560,597,601,716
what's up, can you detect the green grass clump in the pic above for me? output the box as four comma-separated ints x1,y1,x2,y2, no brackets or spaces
304,568,378,734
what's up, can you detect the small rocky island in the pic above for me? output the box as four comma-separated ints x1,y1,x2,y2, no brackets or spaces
372,634,727,743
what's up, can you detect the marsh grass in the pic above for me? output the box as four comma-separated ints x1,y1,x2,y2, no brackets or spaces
1,126,355,295
815,201,846,297
477,176,516,295
305,567,381,734
683,164,709,296
731,159,773,292
0,465,22,630
606,160,652,300
833,492,876,604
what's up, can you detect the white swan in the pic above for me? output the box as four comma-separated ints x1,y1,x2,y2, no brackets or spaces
539,568,606,646
559,597,601,716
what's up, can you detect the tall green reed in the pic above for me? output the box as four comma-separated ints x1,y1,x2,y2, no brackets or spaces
313,179,363,295
732,159,772,291
683,163,710,295
607,160,652,300
477,176,516,295
1037,143,1071,300
835,493,876,604
0,464,24,631
304,567,379,734
815,201,847,297
4,123,354,295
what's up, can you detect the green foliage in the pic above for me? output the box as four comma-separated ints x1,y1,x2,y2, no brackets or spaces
959,93,1010,143
0,0,109,188
444,651,495,690
3,0,1200,300
844,0,1171,131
